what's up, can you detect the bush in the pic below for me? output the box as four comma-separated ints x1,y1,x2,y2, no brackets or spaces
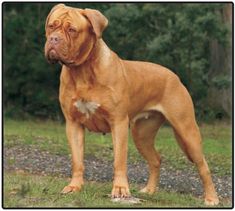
3,3,231,120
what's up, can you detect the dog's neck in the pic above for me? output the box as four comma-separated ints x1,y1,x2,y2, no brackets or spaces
66,39,112,86
85,39,111,65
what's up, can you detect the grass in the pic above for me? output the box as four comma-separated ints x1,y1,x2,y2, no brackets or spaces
4,172,231,208
3,118,233,207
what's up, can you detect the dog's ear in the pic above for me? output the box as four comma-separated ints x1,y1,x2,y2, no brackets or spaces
45,4,65,30
83,9,108,38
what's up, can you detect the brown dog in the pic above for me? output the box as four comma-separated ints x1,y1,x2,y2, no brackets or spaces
44,4,219,205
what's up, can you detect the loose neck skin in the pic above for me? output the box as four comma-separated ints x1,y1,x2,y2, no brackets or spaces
66,39,112,87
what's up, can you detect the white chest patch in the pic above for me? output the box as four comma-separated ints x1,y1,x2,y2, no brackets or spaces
73,100,100,118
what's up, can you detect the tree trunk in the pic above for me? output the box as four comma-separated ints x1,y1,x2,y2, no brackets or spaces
207,3,232,119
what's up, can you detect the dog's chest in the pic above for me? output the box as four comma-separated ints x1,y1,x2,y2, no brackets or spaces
73,100,100,119
64,81,110,133
60,71,113,133
71,97,111,133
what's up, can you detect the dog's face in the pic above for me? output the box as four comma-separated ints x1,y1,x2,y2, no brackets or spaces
44,4,108,66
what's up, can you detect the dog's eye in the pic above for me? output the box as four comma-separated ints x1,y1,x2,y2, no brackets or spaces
48,24,54,30
68,27,77,34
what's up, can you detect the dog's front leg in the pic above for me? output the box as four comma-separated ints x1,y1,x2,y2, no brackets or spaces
61,120,85,194
111,116,130,198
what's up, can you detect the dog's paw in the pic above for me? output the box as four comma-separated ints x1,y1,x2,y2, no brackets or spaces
204,196,219,206
111,186,130,198
139,186,155,194
61,185,82,194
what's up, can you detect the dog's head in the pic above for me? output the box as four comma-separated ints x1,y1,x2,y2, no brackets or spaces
44,4,108,66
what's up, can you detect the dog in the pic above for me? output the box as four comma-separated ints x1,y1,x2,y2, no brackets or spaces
44,4,219,205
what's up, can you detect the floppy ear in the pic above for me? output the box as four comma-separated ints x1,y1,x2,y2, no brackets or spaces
83,9,108,38
45,4,65,30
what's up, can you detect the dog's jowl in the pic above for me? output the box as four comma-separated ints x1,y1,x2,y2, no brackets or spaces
44,4,219,205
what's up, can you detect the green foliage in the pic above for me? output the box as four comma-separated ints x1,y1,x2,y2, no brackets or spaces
3,3,231,120
212,75,231,89
3,3,62,119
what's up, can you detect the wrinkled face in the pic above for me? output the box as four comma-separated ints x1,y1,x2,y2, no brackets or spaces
44,4,107,66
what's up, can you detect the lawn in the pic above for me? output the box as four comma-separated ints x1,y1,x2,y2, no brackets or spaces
3,118,233,208
3,172,206,208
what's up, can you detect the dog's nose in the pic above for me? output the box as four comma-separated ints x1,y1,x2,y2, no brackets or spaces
49,34,60,45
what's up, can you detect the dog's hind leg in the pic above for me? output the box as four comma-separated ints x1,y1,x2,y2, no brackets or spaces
171,120,219,205
131,112,165,194
161,81,219,205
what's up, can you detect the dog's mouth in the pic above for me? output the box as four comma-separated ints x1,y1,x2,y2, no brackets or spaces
46,48,75,66
46,49,59,64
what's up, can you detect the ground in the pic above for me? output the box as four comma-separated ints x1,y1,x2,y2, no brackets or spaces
3,118,233,208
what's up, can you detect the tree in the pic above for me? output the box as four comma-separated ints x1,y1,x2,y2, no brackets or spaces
3,3,232,121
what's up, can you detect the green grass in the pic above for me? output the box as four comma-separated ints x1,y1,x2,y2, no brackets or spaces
3,118,232,207
4,172,231,208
